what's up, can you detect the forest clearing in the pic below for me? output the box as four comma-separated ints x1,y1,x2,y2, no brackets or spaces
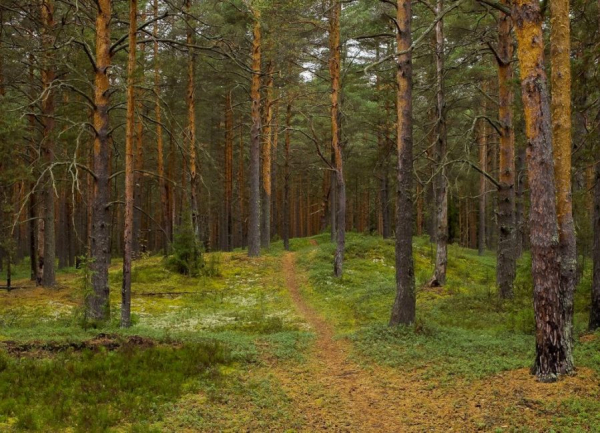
1,235,600,431
1,0,600,430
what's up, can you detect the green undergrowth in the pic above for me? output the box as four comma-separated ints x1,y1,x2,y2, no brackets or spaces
152,366,306,431
294,232,600,382
1,251,306,341
2,233,600,431
0,342,228,432
0,246,311,431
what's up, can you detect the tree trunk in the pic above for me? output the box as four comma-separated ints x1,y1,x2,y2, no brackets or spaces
390,0,415,326
29,186,37,281
376,45,392,240
550,0,576,373
470,200,478,249
513,0,569,381
261,61,274,248
478,112,487,256
121,0,137,329
0,11,4,97
88,0,112,322
497,3,517,297
271,104,281,237
41,0,55,287
58,189,68,269
67,192,75,267
154,0,170,255
515,146,526,256
248,9,262,257
238,122,246,249
416,182,423,236
132,92,144,256
283,102,291,251
225,92,234,252
590,161,600,330
330,153,337,242
429,0,448,287
186,0,199,238
271,104,279,239
330,0,345,277
36,195,45,285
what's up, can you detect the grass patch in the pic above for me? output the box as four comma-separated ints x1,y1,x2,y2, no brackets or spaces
0,341,229,432
294,232,600,381
0,247,312,431
351,324,533,381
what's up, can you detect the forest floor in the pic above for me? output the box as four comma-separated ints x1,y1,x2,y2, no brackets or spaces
1,233,600,432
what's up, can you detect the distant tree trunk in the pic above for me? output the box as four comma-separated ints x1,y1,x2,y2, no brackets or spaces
515,146,526,256
551,0,576,372
590,161,600,330
133,84,144,257
330,152,337,242
376,46,392,240
238,123,246,249
168,127,176,234
589,0,600,328
261,61,274,249
154,0,169,255
380,124,392,239
390,0,415,326
496,3,517,297
283,102,291,251
271,104,279,239
248,9,262,257
6,249,11,290
36,184,45,284
224,92,234,252
27,57,38,281
0,11,3,97
429,0,448,287
469,200,478,249
29,187,37,281
88,0,112,322
478,112,487,256
382,122,392,239
40,0,55,287
416,182,423,236
58,189,68,269
330,0,345,277
186,0,199,238
86,144,93,254
67,193,75,266
381,174,391,238
121,0,137,329
513,0,568,381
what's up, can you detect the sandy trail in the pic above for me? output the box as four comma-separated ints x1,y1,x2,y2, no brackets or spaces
276,252,405,431
272,252,600,432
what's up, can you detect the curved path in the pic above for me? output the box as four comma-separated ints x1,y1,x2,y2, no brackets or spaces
278,253,405,431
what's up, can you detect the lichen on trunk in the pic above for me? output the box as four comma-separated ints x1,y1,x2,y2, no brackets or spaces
512,0,569,381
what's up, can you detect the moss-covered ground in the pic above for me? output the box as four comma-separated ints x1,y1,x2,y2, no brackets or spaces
0,233,599,431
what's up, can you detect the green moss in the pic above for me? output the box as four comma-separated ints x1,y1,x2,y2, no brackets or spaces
293,232,599,382
0,342,229,432
3,233,600,430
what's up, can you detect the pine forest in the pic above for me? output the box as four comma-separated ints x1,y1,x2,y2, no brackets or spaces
1,0,600,430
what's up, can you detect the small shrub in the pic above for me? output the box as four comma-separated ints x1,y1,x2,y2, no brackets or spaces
71,256,98,330
203,253,222,278
168,218,204,277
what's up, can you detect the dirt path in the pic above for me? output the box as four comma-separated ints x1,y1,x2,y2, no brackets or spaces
275,253,600,432
277,253,405,432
